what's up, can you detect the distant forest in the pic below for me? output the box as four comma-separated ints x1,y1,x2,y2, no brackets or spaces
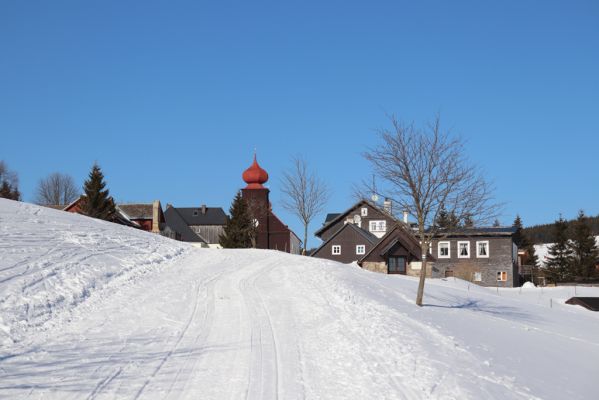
523,214,599,244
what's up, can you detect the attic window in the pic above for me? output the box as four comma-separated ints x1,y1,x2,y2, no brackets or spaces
361,207,368,217
332,245,341,255
193,211,199,216
369,220,386,232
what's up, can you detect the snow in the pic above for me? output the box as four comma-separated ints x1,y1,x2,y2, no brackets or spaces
534,236,599,266
1,198,599,399
521,281,536,288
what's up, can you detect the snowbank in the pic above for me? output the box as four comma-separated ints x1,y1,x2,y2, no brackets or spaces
0,198,190,345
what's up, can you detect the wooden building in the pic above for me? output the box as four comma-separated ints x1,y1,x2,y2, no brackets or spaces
163,204,225,248
313,200,520,286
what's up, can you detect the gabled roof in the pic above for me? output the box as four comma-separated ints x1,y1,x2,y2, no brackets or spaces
315,199,390,237
358,223,424,263
311,222,379,257
172,207,227,226
270,210,302,244
117,204,154,220
164,207,207,243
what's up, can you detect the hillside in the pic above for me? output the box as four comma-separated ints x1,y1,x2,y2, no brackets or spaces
523,214,599,244
1,198,598,399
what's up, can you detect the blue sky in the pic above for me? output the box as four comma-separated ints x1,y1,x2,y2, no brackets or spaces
1,1,598,245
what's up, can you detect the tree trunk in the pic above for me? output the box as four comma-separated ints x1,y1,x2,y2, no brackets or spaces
415,241,428,306
303,223,308,255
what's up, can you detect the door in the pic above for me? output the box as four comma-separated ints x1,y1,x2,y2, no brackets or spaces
388,256,406,274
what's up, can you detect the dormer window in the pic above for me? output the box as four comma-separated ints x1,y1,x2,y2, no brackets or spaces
193,210,199,216
361,207,368,217
369,220,386,232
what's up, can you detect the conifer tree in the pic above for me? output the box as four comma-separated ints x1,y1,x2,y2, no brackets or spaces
513,215,524,247
219,191,255,248
545,215,573,282
568,210,598,279
79,163,116,221
436,206,460,229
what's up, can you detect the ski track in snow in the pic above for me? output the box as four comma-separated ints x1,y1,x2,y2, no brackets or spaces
1,198,599,399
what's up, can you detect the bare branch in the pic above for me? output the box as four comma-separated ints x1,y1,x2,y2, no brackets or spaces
280,157,330,254
35,172,79,205
362,114,501,305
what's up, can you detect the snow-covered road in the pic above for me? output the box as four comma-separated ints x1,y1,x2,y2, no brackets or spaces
1,199,598,399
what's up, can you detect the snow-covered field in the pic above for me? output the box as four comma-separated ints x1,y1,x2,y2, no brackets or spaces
1,198,598,399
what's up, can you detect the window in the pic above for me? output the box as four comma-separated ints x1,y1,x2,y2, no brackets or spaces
438,241,450,258
388,257,406,274
458,241,470,258
356,245,366,255
193,210,198,216
361,207,368,217
497,271,507,281
477,241,489,258
332,245,341,255
473,272,482,282
369,220,387,232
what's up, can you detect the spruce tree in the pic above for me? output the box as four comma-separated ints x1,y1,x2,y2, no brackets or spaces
545,215,573,282
79,163,116,221
568,210,598,279
219,191,255,248
513,215,524,247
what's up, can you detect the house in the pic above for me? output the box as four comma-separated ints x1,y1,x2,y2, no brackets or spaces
426,227,519,287
240,154,302,254
117,201,165,233
60,197,164,231
359,223,430,276
312,199,429,275
313,200,519,286
163,204,226,248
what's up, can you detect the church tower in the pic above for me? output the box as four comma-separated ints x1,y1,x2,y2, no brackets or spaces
241,154,271,249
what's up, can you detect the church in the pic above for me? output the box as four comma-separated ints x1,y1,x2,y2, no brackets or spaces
241,155,302,254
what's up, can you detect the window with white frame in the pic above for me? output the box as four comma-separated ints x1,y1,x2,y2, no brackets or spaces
332,245,341,255
477,241,489,258
473,272,482,282
438,241,450,258
356,245,365,255
361,207,368,217
458,241,470,258
369,220,387,232
497,271,507,281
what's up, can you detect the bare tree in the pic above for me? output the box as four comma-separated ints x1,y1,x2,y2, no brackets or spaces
0,160,21,200
280,157,330,255
35,172,79,205
363,114,499,306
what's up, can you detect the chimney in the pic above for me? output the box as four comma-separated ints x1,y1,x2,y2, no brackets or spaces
201,204,207,215
383,198,392,215
403,211,409,224
152,200,160,233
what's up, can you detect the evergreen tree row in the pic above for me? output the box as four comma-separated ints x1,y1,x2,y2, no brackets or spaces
544,211,598,283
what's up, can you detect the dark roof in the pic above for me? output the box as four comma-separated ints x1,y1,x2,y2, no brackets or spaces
324,213,341,225
118,204,154,220
173,207,227,226
316,199,391,237
311,223,379,257
565,297,599,311
431,227,517,237
164,207,207,243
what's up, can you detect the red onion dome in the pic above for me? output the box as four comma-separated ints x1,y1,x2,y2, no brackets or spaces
242,154,269,189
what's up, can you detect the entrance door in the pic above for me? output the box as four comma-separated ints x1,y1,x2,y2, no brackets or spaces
388,256,406,274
